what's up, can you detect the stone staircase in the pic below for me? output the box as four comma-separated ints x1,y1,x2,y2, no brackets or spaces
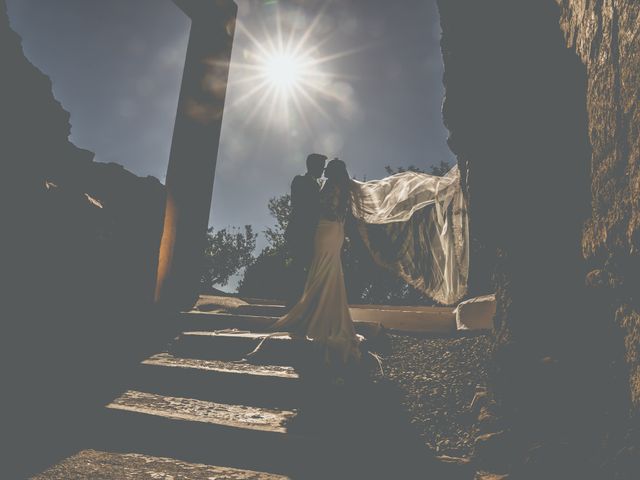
34,304,474,479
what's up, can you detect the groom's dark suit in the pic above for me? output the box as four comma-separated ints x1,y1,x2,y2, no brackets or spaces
285,172,321,305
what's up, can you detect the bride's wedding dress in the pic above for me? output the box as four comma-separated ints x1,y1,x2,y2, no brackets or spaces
270,182,362,364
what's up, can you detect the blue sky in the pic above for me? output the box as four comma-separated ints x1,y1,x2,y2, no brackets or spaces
7,0,454,286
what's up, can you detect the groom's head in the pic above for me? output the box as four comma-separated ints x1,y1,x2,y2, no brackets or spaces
306,153,327,179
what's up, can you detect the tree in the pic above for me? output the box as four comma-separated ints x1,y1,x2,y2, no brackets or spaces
238,194,292,299
237,249,291,300
384,164,425,175
263,194,291,253
384,160,451,176
429,160,453,176
200,225,257,292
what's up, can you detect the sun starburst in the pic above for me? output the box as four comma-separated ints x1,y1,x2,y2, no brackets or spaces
263,51,305,89
221,4,363,134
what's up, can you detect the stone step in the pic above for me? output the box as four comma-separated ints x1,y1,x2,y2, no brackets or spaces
228,304,457,334
235,304,288,317
97,390,449,479
32,449,289,480
170,331,389,372
171,331,319,365
97,390,331,476
180,311,279,331
142,352,299,379
239,297,287,306
180,311,386,340
134,353,302,409
106,390,296,433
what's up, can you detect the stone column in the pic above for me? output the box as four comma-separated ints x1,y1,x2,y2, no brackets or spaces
155,0,237,310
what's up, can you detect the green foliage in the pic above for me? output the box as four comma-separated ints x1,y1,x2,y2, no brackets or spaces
384,164,425,175
384,160,451,177
237,249,290,300
238,195,292,299
263,194,291,253
200,225,257,292
430,160,453,176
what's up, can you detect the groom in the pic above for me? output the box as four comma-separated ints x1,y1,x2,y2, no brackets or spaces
285,153,327,307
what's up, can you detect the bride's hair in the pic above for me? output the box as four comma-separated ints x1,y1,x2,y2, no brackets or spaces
324,159,351,219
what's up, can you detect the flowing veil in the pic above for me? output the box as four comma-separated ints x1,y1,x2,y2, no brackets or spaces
350,165,469,305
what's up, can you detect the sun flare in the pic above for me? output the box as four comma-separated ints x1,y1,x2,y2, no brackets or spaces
221,5,364,132
263,51,306,90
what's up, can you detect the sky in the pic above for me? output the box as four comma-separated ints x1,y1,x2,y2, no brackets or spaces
7,0,454,259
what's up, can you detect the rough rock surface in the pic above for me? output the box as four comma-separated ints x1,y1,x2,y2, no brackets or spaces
32,450,288,480
2,0,166,319
558,0,640,411
2,1,167,477
438,0,639,477
108,390,295,433
143,353,299,379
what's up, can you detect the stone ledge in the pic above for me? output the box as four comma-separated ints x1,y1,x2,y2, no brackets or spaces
193,296,457,333
142,353,299,379
135,353,303,409
180,311,388,340
107,390,296,433
32,449,289,479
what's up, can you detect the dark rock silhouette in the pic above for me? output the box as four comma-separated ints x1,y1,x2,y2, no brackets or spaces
439,0,639,478
1,1,168,477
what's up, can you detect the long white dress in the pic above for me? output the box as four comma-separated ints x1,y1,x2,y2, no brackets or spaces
270,184,362,364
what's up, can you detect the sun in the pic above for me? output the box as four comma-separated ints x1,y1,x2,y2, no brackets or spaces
218,4,364,132
263,51,305,90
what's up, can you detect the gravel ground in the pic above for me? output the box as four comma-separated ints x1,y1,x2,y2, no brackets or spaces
372,333,493,458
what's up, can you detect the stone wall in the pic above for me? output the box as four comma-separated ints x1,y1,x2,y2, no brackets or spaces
438,0,638,477
1,2,170,477
558,0,640,412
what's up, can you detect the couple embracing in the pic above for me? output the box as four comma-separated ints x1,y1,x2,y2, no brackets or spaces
257,153,469,366
279,154,361,364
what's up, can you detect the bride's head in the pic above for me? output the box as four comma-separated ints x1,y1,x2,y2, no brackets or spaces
324,158,351,218
324,158,349,186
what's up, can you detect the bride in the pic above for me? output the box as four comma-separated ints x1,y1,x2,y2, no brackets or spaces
263,158,469,364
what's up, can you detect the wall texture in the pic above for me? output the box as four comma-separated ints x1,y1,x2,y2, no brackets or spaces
438,0,638,477
1,1,169,476
558,0,640,410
